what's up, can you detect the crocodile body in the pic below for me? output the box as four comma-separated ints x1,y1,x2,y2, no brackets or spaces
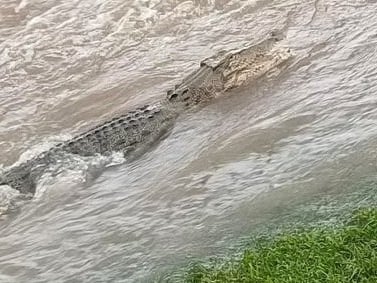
0,32,292,195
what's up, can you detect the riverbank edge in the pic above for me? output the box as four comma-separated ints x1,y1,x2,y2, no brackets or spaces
178,207,377,283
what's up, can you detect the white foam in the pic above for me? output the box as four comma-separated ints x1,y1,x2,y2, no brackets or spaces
32,150,126,200
33,169,87,201
0,185,20,215
14,0,29,13
13,134,72,166
106,151,127,167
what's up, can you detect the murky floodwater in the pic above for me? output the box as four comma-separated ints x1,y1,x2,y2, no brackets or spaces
1,0,377,282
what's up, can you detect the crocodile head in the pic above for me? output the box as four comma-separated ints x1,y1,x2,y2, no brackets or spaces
166,31,292,106
221,45,292,90
217,30,292,90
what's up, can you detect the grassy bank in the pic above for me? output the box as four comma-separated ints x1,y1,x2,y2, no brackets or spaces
182,208,377,283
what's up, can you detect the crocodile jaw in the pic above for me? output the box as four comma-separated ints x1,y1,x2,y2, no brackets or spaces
223,47,292,91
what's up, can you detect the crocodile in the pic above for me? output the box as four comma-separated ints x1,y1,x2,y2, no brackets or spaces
0,31,292,195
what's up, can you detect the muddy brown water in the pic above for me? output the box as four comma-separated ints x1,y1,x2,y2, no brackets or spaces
1,0,377,282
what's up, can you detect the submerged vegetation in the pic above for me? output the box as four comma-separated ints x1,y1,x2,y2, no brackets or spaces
181,208,377,283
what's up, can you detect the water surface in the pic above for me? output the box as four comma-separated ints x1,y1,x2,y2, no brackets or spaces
1,0,377,282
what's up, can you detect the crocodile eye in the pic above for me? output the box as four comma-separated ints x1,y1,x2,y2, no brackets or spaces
169,92,178,100
182,89,189,95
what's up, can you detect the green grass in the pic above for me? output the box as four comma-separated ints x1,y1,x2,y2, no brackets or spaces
182,208,377,283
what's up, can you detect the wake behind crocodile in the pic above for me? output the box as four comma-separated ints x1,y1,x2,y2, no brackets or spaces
0,31,292,205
